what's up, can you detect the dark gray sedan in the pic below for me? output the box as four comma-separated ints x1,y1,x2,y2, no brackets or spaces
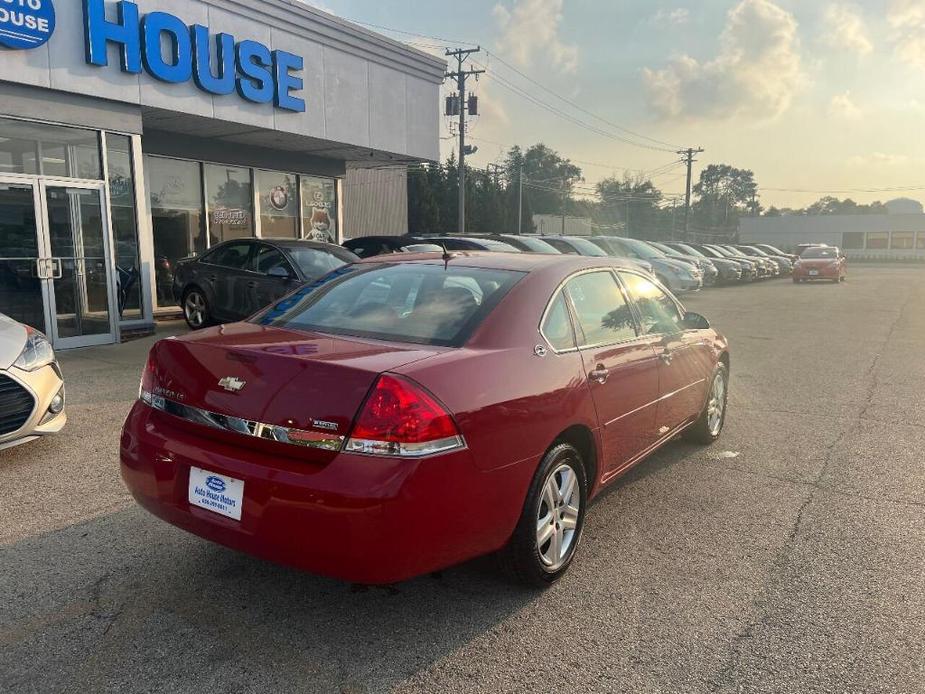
173,239,358,329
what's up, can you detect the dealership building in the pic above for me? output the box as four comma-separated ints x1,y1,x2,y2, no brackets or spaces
740,200,925,261
0,0,442,348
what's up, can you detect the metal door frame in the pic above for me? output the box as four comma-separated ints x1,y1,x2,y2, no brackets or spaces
37,178,119,349
0,175,55,337
0,172,119,349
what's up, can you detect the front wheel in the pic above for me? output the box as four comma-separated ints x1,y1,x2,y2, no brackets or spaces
182,288,211,330
498,443,587,587
685,363,729,444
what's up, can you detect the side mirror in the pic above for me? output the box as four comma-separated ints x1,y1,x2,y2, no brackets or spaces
682,311,710,330
268,266,292,279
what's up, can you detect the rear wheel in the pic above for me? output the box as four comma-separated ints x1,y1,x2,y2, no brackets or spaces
685,363,728,444
183,288,211,330
498,443,587,587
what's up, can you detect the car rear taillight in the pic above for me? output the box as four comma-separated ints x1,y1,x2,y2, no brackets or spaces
138,348,157,404
345,374,465,457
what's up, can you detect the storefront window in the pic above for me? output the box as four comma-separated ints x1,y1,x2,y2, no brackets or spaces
257,170,298,238
841,232,864,250
146,156,206,308
890,232,914,249
206,164,254,243
301,176,337,243
866,232,889,250
0,117,101,179
106,135,142,321
917,233,925,250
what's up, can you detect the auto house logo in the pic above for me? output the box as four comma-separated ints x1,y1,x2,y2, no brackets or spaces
0,0,56,50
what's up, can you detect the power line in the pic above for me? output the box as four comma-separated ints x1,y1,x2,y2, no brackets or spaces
483,50,682,151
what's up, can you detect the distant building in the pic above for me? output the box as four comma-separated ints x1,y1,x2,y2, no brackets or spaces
740,212,925,259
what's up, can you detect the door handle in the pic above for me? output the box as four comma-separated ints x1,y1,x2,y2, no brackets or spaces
659,352,673,365
246,281,258,289
588,365,609,384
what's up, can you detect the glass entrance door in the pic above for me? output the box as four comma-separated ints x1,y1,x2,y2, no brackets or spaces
39,183,116,349
0,176,117,349
0,181,48,333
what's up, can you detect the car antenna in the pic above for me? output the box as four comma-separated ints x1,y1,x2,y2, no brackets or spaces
440,242,452,269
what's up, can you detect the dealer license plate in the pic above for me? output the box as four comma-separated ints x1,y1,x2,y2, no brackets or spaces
188,467,244,521
809,270,819,276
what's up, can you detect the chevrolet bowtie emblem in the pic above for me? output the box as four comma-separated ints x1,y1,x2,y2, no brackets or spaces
218,376,247,393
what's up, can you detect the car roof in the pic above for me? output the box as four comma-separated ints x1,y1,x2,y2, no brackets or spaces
352,250,644,274
260,238,347,252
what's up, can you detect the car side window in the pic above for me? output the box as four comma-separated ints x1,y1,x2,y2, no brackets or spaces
207,242,253,270
541,292,576,351
253,245,294,276
564,271,638,347
618,271,682,336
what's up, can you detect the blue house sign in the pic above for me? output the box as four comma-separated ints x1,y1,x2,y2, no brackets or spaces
82,0,305,113
0,0,56,49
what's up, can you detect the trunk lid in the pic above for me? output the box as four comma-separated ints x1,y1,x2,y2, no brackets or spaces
148,322,447,457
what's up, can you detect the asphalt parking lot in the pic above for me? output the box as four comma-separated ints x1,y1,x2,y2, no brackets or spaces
2,266,923,694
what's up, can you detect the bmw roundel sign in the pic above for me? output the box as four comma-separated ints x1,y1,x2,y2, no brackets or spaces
0,0,56,50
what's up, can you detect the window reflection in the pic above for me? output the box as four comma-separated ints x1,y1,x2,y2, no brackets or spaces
302,176,337,243
0,117,101,179
107,135,142,321
146,156,206,307
257,170,298,239
206,164,254,243
566,272,637,346
618,272,681,336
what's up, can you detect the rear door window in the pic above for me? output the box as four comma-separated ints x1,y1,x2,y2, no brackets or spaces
206,242,253,270
257,263,524,346
542,292,576,351
565,271,638,347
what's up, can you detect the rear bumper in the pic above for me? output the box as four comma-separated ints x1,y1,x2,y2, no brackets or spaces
120,403,533,584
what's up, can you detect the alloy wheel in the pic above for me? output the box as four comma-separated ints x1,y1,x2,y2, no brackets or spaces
536,463,581,572
184,291,207,328
707,371,727,436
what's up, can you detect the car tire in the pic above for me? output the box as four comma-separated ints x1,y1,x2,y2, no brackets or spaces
498,443,588,588
685,362,729,445
182,288,212,330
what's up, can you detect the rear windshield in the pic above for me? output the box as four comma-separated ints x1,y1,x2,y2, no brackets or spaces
801,247,838,259
286,247,356,279
256,262,524,346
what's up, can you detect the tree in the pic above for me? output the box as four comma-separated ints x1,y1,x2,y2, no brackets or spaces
596,175,663,239
516,144,583,215
407,165,440,234
693,164,760,233
762,197,887,217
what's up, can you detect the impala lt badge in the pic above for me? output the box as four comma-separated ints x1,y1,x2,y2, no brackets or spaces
218,377,247,393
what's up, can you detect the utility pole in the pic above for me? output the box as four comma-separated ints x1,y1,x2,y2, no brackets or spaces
678,147,704,240
516,161,524,234
446,48,484,235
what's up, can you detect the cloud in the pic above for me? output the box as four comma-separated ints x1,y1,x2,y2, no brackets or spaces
828,91,862,119
642,0,803,121
651,8,691,26
822,4,873,56
848,152,910,166
889,0,925,70
493,0,579,74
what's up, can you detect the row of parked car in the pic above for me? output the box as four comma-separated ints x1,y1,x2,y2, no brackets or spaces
342,234,800,295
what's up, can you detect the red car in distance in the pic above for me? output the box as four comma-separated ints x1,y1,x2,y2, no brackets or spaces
121,253,730,586
793,245,847,283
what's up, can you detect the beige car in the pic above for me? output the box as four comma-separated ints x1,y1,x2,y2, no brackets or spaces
0,314,66,451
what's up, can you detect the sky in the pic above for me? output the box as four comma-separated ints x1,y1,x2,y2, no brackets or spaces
308,0,925,210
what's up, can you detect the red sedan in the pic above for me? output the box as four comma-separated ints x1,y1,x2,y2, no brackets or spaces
121,253,730,586
793,246,847,283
